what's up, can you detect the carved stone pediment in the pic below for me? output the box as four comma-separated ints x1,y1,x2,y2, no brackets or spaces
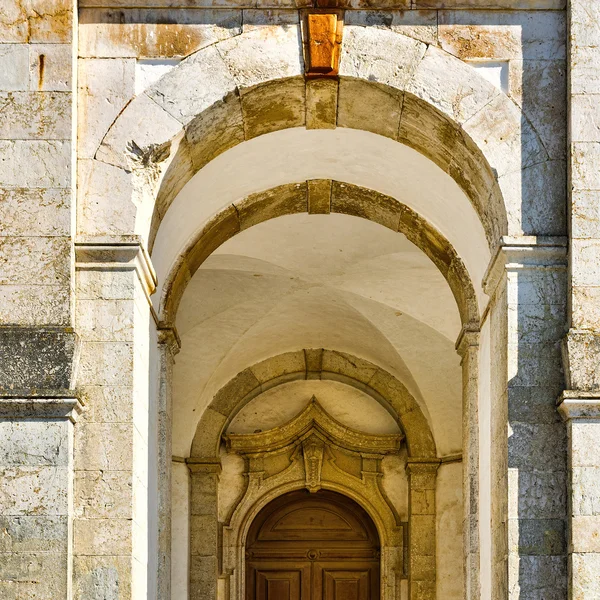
225,396,403,456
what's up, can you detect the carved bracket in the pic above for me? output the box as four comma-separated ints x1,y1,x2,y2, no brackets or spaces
302,436,325,492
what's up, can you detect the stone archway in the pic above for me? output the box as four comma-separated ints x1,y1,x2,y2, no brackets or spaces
186,352,442,600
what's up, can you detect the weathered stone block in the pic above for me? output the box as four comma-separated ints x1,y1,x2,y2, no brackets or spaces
241,77,305,139
147,45,236,125
0,92,71,140
322,349,378,384
307,179,332,214
508,518,566,555
345,10,435,45
73,555,131,600
73,518,132,556
0,0,72,43
210,368,260,416
184,91,245,171
79,8,241,58
0,236,71,286
0,421,69,466
190,514,219,555
78,341,134,387
235,182,307,231
74,422,133,471
29,44,71,91
75,471,133,519
340,26,426,89
0,44,29,91
78,58,135,160
0,466,69,516
218,23,302,90
306,78,337,130
0,551,68,599
96,93,182,170
0,188,70,237
571,552,600,600
411,515,435,556
508,469,567,520
337,78,402,140
438,10,565,61
0,515,68,552
0,328,77,390
0,140,70,188
331,181,400,231
250,351,305,384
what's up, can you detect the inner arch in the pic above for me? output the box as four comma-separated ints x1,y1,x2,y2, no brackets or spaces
152,128,490,316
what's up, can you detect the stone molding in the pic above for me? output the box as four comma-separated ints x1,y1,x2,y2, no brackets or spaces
482,235,568,299
557,392,600,421
75,237,158,300
0,393,83,422
190,348,436,460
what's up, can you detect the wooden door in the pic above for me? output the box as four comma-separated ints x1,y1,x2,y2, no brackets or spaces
246,490,380,600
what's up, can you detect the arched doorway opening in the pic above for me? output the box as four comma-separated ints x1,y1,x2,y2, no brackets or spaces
246,489,380,600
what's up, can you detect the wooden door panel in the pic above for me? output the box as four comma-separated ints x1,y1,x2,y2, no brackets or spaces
314,563,379,600
248,562,311,600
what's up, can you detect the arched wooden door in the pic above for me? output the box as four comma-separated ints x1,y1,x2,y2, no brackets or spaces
246,490,380,600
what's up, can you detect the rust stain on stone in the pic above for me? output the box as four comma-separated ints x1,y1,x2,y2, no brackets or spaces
37,54,45,90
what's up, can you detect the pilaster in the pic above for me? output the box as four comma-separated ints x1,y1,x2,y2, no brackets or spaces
187,460,222,600
73,239,157,600
456,327,480,600
0,393,82,599
483,237,568,600
406,459,439,600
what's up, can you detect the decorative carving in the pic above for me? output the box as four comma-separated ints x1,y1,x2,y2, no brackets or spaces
226,397,403,455
302,11,344,78
221,397,411,600
302,436,324,492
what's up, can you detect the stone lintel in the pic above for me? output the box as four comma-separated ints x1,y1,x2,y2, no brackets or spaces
75,236,158,300
558,391,600,421
0,393,83,422
482,235,567,298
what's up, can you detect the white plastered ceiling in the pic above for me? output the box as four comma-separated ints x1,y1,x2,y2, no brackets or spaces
172,212,463,458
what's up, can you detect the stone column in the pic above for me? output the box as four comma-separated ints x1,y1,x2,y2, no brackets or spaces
0,395,82,599
406,459,439,600
157,328,180,600
483,238,568,600
188,460,222,600
456,328,480,600
73,240,157,600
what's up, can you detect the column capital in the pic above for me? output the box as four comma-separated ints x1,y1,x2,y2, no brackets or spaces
157,326,181,356
186,458,222,476
558,391,600,421
455,325,479,359
75,235,157,299
405,457,440,476
482,235,567,297
0,392,83,423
